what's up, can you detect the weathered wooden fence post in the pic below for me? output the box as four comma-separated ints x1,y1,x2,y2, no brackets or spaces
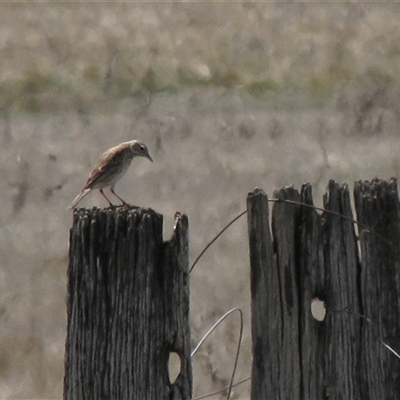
354,178,400,399
64,207,192,400
247,179,400,399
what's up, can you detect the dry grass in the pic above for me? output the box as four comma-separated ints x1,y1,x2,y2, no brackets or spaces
1,3,400,399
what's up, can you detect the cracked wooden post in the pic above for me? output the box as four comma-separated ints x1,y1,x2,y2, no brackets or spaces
64,207,192,400
247,179,400,399
354,178,400,399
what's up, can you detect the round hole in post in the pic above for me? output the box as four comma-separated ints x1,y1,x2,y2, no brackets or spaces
311,298,326,321
168,352,182,384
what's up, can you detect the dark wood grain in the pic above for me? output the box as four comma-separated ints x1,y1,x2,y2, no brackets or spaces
321,180,361,399
64,207,191,400
247,188,280,400
271,186,301,399
354,178,400,399
248,178,400,399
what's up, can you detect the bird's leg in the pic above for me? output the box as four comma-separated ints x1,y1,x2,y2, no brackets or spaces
110,188,131,207
99,189,114,207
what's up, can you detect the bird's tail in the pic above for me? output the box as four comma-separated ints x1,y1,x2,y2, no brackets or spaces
67,188,91,210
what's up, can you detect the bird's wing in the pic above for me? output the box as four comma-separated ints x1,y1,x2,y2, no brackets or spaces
83,145,127,189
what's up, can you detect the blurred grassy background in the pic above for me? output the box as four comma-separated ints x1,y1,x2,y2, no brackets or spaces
1,2,400,399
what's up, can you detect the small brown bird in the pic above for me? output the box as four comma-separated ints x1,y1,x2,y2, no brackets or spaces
68,140,153,209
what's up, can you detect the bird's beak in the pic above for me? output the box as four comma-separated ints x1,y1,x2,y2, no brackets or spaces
147,153,153,162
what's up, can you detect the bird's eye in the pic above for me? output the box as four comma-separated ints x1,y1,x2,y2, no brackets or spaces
140,145,145,152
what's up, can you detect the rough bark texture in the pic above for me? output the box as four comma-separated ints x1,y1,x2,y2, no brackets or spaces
64,207,191,400
247,178,400,400
271,187,301,399
354,178,400,399
247,189,279,399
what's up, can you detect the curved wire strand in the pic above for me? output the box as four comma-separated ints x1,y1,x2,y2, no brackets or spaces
191,308,244,400
189,195,400,399
190,210,247,273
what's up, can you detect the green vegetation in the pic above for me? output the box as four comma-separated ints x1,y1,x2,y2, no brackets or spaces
1,3,399,114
